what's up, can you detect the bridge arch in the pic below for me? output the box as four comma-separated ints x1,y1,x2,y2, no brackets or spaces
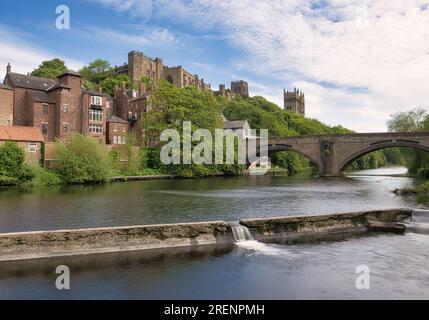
339,142,429,173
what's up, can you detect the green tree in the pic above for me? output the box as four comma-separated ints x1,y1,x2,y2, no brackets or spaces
79,59,113,84
100,74,134,96
0,141,33,185
387,107,428,132
31,58,68,79
55,134,111,184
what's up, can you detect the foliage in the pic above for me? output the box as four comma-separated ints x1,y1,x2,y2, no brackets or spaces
55,134,112,184
0,141,33,185
387,108,429,175
108,149,121,175
387,107,428,132
79,59,113,84
31,58,68,79
271,151,313,175
26,166,63,188
100,74,134,96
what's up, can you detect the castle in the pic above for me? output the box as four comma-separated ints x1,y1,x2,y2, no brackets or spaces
284,88,305,116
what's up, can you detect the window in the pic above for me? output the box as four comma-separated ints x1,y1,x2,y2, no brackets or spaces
63,123,68,133
41,123,48,135
91,96,102,106
89,108,103,122
89,125,103,134
63,104,69,113
28,142,37,153
113,125,118,132
122,127,126,133
42,104,49,115
113,136,118,144
106,101,110,109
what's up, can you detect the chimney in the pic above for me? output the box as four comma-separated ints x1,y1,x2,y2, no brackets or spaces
98,86,103,93
114,84,119,96
122,81,126,93
140,83,146,95
6,63,11,74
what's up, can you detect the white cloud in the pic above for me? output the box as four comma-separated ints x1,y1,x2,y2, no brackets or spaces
0,25,83,81
93,0,429,131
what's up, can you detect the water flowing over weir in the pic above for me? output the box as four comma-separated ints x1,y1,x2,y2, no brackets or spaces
405,209,429,235
231,224,254,243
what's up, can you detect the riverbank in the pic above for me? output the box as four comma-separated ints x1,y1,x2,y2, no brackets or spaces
0,209,412,262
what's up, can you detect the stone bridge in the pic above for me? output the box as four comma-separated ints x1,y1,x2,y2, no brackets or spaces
260,132,429,177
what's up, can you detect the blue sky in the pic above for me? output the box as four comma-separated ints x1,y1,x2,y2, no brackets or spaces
1,0,429,132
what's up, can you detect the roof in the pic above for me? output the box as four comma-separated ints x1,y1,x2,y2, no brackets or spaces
0,84,13,90
107,116,129,124
224,120,250,130
27,90,56,104
81,87,112,98
0,126,44,142
7,72,57,91
58,70,82,78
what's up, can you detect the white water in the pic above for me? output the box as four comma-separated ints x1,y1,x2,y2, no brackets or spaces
231,225,254,243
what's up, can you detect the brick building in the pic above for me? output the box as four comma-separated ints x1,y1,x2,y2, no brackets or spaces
0,126,44,165
114,82,151,146
106,116,129,145
3,65,113,144
0,82,13,126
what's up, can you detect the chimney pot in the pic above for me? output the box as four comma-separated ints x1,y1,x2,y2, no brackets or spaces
122,81,126,93
6,63,11,74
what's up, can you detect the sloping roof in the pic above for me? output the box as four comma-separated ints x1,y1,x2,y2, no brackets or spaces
58,70,82,78
7,73,57,91
81,87,112,98
0,84,13,90
224,120,249,130
107,116,129,124
27,90,56,104
0,126,44,142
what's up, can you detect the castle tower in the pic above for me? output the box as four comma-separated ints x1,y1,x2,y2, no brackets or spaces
231,80,249,98
284,88,305,116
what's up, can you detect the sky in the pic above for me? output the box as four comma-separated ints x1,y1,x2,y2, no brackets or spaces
0,0,429,132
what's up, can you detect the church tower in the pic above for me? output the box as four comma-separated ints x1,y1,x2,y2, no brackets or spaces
284,88,305,116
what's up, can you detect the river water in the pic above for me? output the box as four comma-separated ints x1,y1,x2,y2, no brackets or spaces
0,167,428,299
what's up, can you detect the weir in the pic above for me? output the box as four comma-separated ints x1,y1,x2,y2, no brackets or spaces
404,209,429,235
0,209,415,262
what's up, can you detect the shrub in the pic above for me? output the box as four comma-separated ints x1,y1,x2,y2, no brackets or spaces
27,166,63,188
55,134,112,184
0,141,34,184
108,149,121,175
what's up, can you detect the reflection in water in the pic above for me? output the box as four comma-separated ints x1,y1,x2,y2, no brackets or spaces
0,167,425,233
0,167,428,299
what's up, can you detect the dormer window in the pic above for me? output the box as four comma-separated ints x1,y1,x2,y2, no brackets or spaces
91,96,102,106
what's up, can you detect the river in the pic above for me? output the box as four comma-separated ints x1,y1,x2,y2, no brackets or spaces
0,167,428,299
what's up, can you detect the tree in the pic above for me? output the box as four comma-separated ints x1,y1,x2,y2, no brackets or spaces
100,74,134,96
55,134,111,184
31,58,68,79
386,107,429,175
79,59,113,84
0,141,33,185
387,107,428,133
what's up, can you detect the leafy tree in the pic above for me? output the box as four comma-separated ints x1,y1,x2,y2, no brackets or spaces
0,141,33,185
79,59,113,84
387,107,428,132
100,74,134,96
55,134,111,184
386,107,429,176
31,58,68,79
